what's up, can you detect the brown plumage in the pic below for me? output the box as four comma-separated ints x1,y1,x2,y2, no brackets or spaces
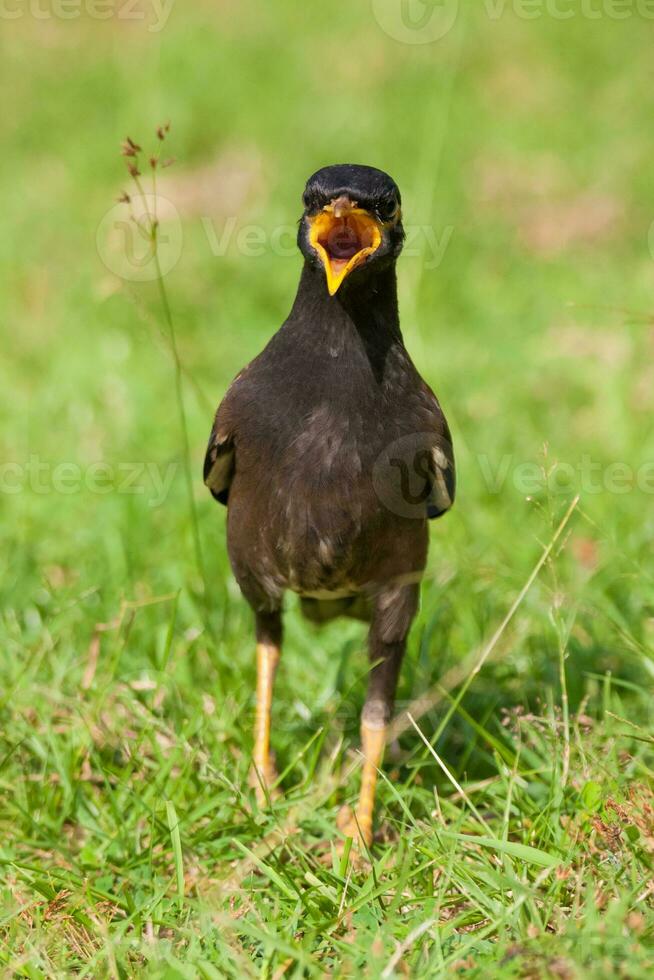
204,164,455,846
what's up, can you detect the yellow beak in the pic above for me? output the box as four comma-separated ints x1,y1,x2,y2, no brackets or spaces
308,199,382,295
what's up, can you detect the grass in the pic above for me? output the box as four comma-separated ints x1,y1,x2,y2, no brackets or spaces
1,2,654,976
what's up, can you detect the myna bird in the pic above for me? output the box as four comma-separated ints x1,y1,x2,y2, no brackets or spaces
204,164,455,847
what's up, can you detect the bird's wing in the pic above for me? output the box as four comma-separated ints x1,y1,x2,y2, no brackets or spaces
421,382,456,520
203,371,247,506
203,410,234,506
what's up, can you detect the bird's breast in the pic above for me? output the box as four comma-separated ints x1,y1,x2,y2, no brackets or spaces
228,349,428,597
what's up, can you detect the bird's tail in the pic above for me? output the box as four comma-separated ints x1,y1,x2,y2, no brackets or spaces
299,595,371,625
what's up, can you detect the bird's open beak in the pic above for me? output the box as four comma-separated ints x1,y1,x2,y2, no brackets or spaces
308,196,382,295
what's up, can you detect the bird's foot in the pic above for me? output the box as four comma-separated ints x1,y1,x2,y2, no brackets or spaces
337,804,373,851
249,753,282,805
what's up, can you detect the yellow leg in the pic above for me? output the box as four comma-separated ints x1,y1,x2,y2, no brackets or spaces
337,721,387,848
251,641,281,803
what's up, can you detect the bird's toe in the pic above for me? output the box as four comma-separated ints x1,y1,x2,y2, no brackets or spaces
336,804,373,850
249,753,282,805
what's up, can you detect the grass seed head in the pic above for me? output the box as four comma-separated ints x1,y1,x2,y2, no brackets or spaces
121,137,141,156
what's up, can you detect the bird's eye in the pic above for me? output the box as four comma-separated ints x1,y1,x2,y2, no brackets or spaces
303,190,322,212
378,199,400,223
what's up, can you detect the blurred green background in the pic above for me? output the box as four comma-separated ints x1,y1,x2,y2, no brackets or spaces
3,1,653,685
2,2,654,975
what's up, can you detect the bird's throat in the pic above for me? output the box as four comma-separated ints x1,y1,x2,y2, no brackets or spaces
294,260,400,333
289,261,403,382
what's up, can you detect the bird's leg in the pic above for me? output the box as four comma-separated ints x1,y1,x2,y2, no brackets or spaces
338,584,419,848
251,610,282,804
337,715,388,848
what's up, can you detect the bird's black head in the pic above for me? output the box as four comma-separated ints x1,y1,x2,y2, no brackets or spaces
298,164,404,296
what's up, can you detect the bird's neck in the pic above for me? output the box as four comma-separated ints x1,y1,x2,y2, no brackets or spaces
289,261,403,355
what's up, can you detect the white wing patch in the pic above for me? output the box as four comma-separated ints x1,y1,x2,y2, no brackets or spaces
428,443,454,517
